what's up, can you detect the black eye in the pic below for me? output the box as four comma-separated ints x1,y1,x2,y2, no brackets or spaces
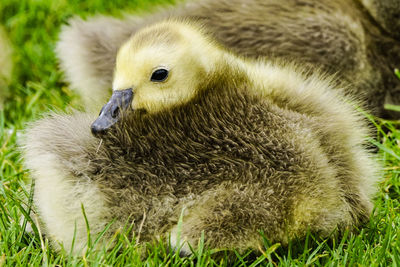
150,69,169,82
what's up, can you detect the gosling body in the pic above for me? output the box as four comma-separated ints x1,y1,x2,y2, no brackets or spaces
24,20,379,254
57,0,400,117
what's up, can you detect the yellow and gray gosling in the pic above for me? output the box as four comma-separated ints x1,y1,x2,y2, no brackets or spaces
56,0,400,118
23,20,379,255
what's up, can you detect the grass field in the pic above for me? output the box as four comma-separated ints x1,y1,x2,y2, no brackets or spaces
1,0,400,266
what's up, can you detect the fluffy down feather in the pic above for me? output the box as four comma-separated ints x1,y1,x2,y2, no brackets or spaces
22,46,379,254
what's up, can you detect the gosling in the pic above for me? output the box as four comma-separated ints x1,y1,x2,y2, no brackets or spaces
56,0,400,118
23,20,379,255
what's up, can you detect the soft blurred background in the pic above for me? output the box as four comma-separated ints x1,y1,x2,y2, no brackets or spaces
0,0,400,265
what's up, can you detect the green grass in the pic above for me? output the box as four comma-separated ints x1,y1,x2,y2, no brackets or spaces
1,0,400,265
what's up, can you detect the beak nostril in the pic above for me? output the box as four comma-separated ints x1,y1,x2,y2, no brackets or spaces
111,106,120,119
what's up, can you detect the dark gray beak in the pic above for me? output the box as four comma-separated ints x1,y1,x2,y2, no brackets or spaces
91,88,133,136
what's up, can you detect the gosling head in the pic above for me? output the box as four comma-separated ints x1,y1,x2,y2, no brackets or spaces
91,20,221,136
